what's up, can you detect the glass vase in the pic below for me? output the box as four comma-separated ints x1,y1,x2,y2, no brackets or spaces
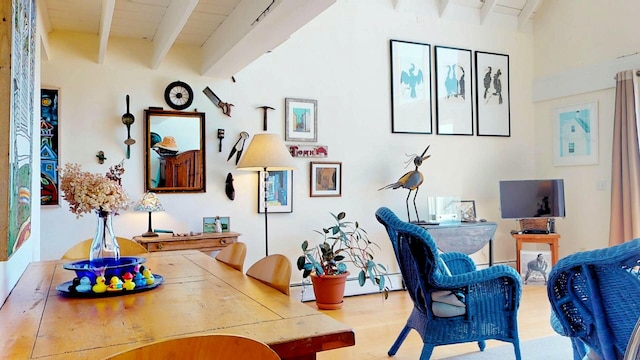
89,210,121,263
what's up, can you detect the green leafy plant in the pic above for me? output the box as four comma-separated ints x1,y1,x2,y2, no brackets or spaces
297,212,389,297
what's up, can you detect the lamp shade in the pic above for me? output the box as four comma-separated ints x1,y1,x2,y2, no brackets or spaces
236,133,295,171
134,192,164,212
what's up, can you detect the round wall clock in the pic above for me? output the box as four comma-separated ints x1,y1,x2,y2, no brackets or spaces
164,81,194,110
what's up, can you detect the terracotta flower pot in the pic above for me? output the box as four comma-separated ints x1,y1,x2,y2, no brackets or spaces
310,272,349,310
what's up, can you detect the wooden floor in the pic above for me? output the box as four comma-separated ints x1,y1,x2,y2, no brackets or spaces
312,285,554,360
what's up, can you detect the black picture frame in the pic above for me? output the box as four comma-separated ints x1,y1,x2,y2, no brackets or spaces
389,39,433,134
475,51,511,137
434,46,473,135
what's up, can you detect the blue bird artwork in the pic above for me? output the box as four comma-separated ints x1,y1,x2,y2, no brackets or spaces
400,63,423,98
378,146,431,223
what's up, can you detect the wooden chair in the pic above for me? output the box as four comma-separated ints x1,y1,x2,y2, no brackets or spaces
215,242,247,272
246,254,292,295
62,237,148,260
104,333,280,360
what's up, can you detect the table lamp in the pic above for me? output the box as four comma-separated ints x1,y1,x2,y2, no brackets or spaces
237,133,295,256
134,191,164,237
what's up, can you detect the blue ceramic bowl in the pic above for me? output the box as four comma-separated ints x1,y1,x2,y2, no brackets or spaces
63,256,147,284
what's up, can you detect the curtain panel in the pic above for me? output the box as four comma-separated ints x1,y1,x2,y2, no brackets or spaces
609,70,640,245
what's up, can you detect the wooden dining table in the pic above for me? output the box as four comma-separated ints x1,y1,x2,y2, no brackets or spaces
0,250,355,359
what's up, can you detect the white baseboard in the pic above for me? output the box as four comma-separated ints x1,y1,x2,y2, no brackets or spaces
290,260,516,302
290,273,404,302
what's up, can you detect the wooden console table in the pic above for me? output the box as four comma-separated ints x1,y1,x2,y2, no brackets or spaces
133,232,239,253
420,221,497,266
512,233,560,271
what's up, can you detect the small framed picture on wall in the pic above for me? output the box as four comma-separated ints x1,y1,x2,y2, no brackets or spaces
285,98,317,142
310,162,342,197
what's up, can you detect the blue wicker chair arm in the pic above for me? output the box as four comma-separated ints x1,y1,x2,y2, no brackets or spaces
440,252,476,274
434,264,522,294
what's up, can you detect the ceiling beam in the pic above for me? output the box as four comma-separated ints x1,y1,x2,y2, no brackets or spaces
37,0,51,61
150,0,198,70
97,0,115,64
518,0,542,31
439,0,450,17
480,0,497,24
200,0,336,78
393,0,405,11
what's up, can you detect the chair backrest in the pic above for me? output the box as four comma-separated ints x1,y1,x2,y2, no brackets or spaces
215,242,247,272
246,254,292,295
548,238,640,360
104,333,280,360
62,237,148,260
375,207,443,312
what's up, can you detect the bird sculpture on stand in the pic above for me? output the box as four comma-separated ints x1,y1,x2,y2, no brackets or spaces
378,146,431,223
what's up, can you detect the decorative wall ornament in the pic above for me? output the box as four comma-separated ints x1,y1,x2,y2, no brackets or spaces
288,145,328,158
259,170,293,213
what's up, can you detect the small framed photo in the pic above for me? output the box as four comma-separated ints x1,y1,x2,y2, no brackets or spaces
202,216,229,233
553,101,599,166
310,161,342,197
458,200,476,222
434,46,473,135
285,98,317,142
259,170,293,213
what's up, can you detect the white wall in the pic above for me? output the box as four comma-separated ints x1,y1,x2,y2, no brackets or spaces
38,0,536,291
531,0,640,255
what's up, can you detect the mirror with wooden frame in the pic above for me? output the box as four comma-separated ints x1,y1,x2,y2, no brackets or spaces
144,108,206,193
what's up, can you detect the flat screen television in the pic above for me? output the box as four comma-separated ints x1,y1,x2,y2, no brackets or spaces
499,179,566,219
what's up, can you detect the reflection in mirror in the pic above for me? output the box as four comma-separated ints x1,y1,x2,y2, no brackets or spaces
144,109,205,193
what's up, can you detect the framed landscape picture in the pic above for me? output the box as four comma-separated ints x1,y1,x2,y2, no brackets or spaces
434,46,473,135
389,39,432,134
475,51,510,137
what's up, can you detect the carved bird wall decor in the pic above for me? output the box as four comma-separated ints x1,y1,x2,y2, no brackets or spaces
378,145,431,223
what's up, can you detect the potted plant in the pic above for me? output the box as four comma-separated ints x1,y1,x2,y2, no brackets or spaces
297,212,388,309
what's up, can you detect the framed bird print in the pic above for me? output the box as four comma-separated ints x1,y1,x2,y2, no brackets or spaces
475,51,510,137
390,39,432,134
434,46,473,135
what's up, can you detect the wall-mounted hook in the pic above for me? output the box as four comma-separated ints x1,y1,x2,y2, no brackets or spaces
96,151,107,164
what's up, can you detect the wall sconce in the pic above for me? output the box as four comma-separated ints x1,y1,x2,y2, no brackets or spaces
122,94,135,159
134,191,164,237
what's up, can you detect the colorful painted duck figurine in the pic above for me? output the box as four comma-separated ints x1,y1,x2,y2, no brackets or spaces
107,276,123,292
122,272,136,291
76,276,93,293
92,276,107,293
142,268,155,285
133,270,146,288
68,277,81,293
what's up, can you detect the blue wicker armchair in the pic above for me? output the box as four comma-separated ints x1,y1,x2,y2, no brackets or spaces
547,238,640,360
375,207,522,360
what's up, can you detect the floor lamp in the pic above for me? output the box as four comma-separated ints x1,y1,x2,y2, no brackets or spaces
237,133,295,257
134,192,164,237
